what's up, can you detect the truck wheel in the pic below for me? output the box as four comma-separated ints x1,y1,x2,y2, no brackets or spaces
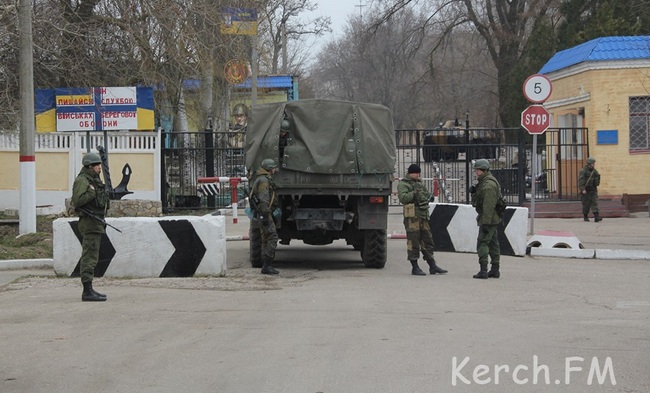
249,226,263,268
362,229,387,269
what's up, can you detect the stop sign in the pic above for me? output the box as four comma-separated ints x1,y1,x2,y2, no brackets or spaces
521,105,550,134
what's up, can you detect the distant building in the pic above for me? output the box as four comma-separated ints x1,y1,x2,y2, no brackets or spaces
540,36,650,201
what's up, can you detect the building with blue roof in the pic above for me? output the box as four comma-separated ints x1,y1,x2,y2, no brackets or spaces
538,36,650,204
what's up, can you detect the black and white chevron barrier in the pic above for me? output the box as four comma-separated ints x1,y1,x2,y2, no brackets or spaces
427,203,528,256
53,215,227,278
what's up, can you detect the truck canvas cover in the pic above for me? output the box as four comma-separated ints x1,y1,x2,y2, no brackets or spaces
245,99,396,175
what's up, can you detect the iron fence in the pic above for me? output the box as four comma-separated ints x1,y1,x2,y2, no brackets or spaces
161,127,588,212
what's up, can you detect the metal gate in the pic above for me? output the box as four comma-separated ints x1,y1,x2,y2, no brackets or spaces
393,126,589,206
160,127,589,211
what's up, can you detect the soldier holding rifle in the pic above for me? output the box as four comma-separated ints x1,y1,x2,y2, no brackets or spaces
72,152,112,302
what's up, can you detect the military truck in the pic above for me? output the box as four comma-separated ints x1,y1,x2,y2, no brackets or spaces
245,99,396,268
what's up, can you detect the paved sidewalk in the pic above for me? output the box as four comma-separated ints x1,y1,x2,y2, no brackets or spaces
529,212,650,251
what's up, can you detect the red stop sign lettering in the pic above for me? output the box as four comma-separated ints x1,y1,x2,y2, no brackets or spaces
521,105,550,134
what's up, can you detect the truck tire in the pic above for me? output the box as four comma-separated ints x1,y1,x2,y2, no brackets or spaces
361,229,387,269
249,226,263,268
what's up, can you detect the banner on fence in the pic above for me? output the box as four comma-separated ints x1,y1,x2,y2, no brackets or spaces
35,86,155,132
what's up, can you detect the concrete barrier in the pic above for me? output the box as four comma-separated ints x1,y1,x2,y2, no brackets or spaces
53,215,227,278
428,203,528,256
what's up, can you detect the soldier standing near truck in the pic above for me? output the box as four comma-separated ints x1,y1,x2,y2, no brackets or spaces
397,164,448,276
250,159,280,275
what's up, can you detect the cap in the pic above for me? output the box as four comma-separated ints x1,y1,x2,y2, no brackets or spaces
407,164,421,174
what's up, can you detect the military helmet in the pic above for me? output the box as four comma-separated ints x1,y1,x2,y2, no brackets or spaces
281,119,291,131
261,158,277,171
232,103,248,116
82,152,102,167
473,159,490,171
587,157,596,164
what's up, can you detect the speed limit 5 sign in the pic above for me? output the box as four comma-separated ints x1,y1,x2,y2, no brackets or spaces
523,74,552,103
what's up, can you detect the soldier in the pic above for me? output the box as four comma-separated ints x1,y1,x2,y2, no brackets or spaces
251,159,280,275
71,152,111,301
470,159,501,279
578,157,602,222
279,118,291,163
397,164,448,276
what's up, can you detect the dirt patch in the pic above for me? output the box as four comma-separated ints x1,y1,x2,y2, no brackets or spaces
0,269,316,292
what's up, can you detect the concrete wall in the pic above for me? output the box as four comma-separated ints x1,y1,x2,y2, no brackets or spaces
53,215,226,278
0,131,160,211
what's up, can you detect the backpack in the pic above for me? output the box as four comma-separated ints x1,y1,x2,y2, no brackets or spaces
490,178,507,216
495,194,508,216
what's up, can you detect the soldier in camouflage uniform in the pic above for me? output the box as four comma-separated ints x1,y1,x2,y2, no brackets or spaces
251,159,280,275
397,164,447,276
578,157,602,222
71,152,111,301
470,159,502,279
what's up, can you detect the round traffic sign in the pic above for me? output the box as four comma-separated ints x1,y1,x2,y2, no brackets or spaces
523,74,552,103
521,105,550,134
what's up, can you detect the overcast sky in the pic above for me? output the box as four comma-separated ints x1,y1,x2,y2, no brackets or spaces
306,0,375,47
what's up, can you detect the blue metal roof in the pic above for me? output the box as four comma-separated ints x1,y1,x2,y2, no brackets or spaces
233,75,294,89
539,36,650,74
181,75,294,90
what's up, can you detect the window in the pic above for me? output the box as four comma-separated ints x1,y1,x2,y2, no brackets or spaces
558,113,584,159
629,97,650,151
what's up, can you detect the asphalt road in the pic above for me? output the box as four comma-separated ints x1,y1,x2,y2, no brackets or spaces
1,214,649,393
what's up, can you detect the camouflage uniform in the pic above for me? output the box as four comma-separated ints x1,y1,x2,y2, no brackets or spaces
472,168,502,275
398,175,435,261
578,160,601,221
71,167,110,284
251,166,279,270
397,169,447,275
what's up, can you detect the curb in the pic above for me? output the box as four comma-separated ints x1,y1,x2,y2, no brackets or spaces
529,248,650,260
0,259,54,270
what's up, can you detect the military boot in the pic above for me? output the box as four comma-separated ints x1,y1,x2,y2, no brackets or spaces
583,215,589,222
82,282,107,302
261,258,279,275
473,265,488,279
487,264,500,278
426,258,448,274
594,213,602,222
410,260,426,276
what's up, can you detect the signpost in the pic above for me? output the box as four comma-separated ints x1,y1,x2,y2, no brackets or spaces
522,74,552,235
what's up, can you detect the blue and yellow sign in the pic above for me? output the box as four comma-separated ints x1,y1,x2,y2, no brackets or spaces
35,86,155,132
220,8,258,35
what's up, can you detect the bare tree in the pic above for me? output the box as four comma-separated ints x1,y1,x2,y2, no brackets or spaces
257,0,331,74
375,0,558,127
308,4,497,128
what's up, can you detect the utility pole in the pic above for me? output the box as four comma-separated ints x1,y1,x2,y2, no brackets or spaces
18,0,36,234
355,0,366,21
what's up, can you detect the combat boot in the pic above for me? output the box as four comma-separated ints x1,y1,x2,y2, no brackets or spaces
426,258,448,274
583,215,589,222
91,284,106,298
261,258,279,275
82,282,106,302
410,260,426,276
594,213,602,222
487,264,500,278
473,266,488,279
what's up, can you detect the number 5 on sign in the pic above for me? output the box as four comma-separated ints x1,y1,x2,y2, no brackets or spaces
523,74,552,103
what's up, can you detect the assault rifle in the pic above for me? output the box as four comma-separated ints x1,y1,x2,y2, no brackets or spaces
242,185,269,225
76,207,123,233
